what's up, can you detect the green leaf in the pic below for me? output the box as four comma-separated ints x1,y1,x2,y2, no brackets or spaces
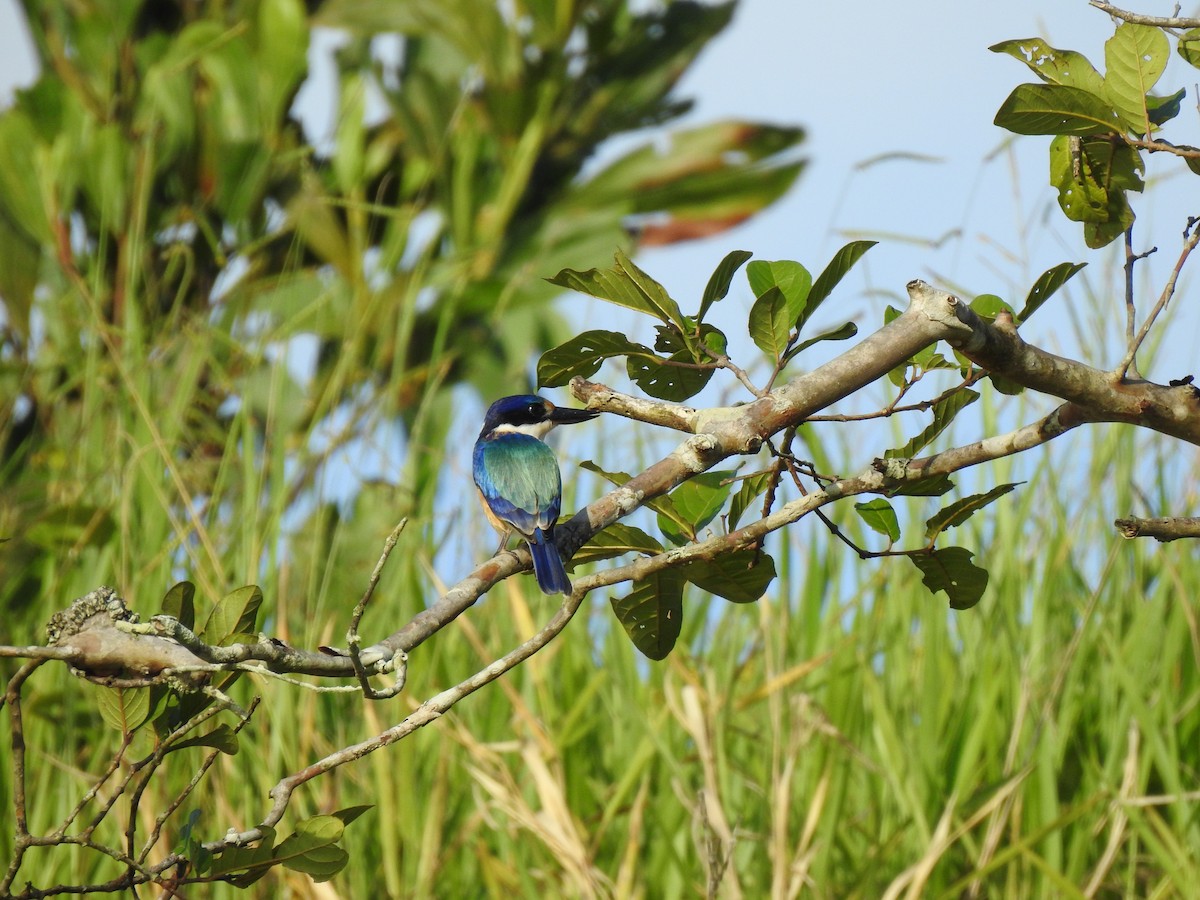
656,470,736,545
210,828,276,880
989,38,1106,95
574,523,664,566
625,347,716,401
910,547,989,610
994,83,1120,136
748,286,793,359
202,585,263,646
888,474,956,498
610,569,685,660
96,685,151,733
269,816,349,881
332,805,373,827
1147,87,1186,126
885,389,979,459
925,483,1023,540
161,581,196,631
1049,134,1143,248
728,472,773,531
1178,29,1200,70
1018,261,1086,322
783,322,858,365
683,551,776,603
804,240,876,328
970,294,1014,322
548,249,686,331
579,461,686,528
698,249,752,321
747,259,812,314
537,330,654,387
1103,23,1169,131
855,499,900,542
166,723,240,756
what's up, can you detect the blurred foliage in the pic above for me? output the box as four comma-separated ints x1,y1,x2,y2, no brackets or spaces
0,0,803,616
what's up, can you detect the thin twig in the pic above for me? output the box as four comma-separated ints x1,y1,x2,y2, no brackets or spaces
1117,217,1200,380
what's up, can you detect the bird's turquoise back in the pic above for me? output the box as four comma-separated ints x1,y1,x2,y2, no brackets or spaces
473,432,563,536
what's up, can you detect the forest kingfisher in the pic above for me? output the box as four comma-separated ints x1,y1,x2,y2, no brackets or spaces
472,395,599,594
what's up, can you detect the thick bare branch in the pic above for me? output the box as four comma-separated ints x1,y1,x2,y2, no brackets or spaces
1115,517,1200,541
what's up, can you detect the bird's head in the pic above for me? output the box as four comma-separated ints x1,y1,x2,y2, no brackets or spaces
480,394,599,439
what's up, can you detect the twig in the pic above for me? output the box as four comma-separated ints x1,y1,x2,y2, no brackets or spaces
1088,1,1200,28
1117,217,1200,381
347,519,409,700
1114,516,1200,541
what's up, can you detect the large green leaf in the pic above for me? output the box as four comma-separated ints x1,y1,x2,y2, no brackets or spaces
625,347,716,401
909,547,989,610
548,249,687,331
96,685,151,733
748,286,793,360
989,38,1106,95
727,471,773,531
610,568,685,660
574,523,664,566
1178,28,1200,70
201,585,263,646
1103,23,1169,132
656,470,736,545
994,83,1121,136
682,550,776,603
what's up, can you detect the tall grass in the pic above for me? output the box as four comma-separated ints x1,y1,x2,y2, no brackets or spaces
5,378,1198,897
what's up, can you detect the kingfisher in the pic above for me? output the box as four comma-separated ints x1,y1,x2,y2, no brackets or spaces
472,395,598,594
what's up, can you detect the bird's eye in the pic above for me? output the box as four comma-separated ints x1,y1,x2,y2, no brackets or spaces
527,402,543,417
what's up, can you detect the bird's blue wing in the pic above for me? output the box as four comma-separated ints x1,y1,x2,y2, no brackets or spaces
472,434,562,537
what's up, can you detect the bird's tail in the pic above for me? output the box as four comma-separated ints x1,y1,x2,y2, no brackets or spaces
528,528,571,595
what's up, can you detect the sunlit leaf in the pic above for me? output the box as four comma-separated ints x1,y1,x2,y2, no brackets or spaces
989,38,1106,95
748,286,793,359
994,83,1120,136
1103,23,1169,131
855,499,900,542
202,585,263,646
548,249,686,331
96,685,151,733
656,470,736,544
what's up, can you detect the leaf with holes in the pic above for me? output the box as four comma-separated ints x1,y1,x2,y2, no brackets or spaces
910,547,989,610
989,38,1106,95
610,569,685,660
537,330,654,387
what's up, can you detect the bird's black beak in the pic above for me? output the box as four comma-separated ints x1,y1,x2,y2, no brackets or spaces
548,405,600,425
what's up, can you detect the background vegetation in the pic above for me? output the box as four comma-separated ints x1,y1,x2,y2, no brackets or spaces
2,0,1198,897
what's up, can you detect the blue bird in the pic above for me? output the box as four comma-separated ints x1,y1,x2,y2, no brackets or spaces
473,395,598,594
